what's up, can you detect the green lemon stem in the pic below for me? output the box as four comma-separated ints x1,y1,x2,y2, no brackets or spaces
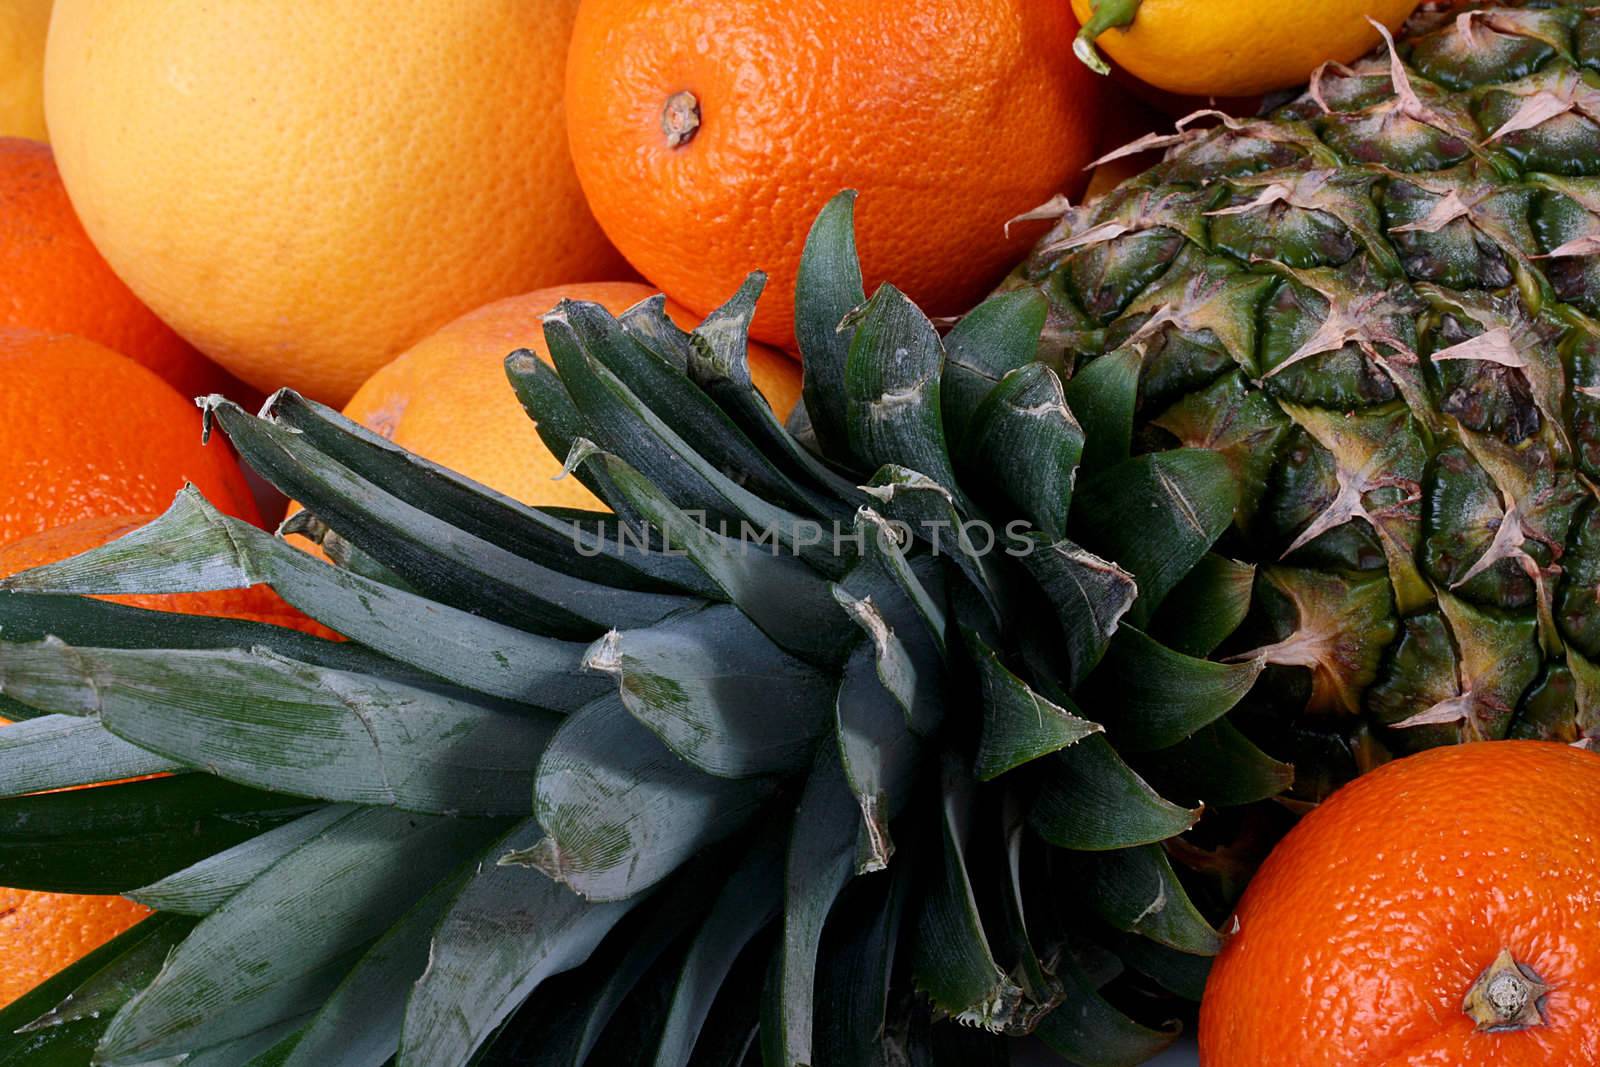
1073,0,1145,76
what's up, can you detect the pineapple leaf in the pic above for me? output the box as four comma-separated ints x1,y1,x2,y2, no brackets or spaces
504,348,646,520
1016,538,1138,688
619,292,693,369
543,304,836,562
688,274,867,511
1148,553,1256,657
129,805,354,916
650,834,784,1067
911,757,1022,1032
205,397,693,636
0,775,314,895
398,819,639,1067
940,287,1050,451
0,713,180,799
262,389,708,596
812,863,910,1067
795,190,867,462
832,583,919,720
95,807,509,1065
1111,932,1214,1002
281,852,483,1067
528,694,778,902
1030,734,1200,851
833,635,923,871
1032,950,1180,1067
174,1018,313,1067
843,284,965,506
1136,718,1296,806
862,465,1003,623
480,859,719,1067
844,507,950,658
0,643,561,815
963,363,1083,541
997,793,1057,1000
966,626,1102,781
1093,628,1265,752
761,745,859,1067
585,603,834,778
0,490,608,708
575,445,853,667
0,915,196,1067
1082,845,1221,956
1073,449,1238,628
0,586,405,681
1061,348,1140,475
551,294,834,522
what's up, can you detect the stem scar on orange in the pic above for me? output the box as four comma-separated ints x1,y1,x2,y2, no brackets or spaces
565,0,1104,352
1199,741,1600,1066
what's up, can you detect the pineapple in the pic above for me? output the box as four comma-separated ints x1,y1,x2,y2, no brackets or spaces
0,3,1595,1064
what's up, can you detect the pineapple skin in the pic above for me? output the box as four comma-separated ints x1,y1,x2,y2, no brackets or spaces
1009,0,1600,785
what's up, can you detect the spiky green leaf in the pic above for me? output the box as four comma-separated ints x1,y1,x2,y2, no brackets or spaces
0,776,314,895
941,288,1050,450
130,806,353,916
0,642,559,815
1030,734,1200,851
585,603,833,778
96,807,507,1064
526,695,777,902
795,190,867,460
399,819,638,1067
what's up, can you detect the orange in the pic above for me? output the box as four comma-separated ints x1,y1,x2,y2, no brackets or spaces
565,0,1102,351
1069,0,1422,98
312,282,800,519
0,137,254,404
1200,741,1600,1066
44,0,629,405
0,891,149,1008
0,0,51,140
0,328,261,543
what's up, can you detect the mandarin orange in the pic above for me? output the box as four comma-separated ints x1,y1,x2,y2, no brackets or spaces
1200,741,1600,1066
0,328,260,542
565,0,1102,350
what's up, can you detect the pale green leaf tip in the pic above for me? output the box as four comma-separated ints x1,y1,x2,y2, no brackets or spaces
556,437,603,482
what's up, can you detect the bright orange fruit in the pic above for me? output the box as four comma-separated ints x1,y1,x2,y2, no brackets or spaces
1200,741,1600,1066
0,328,260,542
0,137,252,404
565,0,1102,350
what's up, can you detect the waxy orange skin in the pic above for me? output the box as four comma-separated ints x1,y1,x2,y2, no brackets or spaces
1201,741,1600,1065
565,0,1103,351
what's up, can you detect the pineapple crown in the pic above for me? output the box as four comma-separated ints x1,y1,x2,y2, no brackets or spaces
0,189,1255,1066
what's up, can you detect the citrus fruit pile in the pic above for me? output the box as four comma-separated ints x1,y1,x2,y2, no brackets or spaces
1,2,1597,1066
